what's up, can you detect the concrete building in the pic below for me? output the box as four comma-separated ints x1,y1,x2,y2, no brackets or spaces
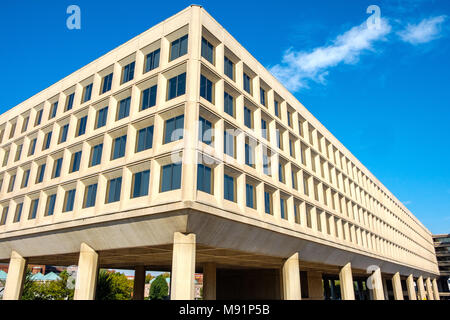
433,234,450,300
0,5,440,300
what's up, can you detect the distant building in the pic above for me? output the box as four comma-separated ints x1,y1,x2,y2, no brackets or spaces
433,234,450,300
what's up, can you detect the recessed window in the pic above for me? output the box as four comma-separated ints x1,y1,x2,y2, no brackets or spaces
280,198,287,220
224,174,235,202
161,163,182,192
0,206,8,225
70,151,82,173
224,129,235,158
261,119,268,140
14,203,23,223
289,139,294,157
260,88,266,106
245,139,255,168
197,164,212,194
168,73,186,100
263,150,271,176
164,115,184,144
63,189,76,212
117,97,131,120
15,144,23,162
96,107,108,129
224,92,234,117
7,174,16,192
53,158,63,178
132,170,150,198
279,163,285,183
77,116,88,136
28,138,37,156
29,198,39,220
46,194,57,216
2,150,9,167
83,83,93,103
59,124,69,143
145,49,160,73
246,183,256,209
107,177,122,203
200,75,213,102
49,102,58,119
141,85,157,110
198,117,212,145
136,126,154,152
274,100,280,117
21,169,30,188
101,73,113,94
43,132,52,150
36,164,46,183
112,135,127,160
122,62,135,84
90,144,103,167
84,183,98,208
244,106,252,128
224,56,234,80
243,73,251,94
264,191,272,215
287,110,292,127
276,129,283,150
170,35,188,61
201,37,214,64
22,116,29,132
66,93,75,111
35,110,43,126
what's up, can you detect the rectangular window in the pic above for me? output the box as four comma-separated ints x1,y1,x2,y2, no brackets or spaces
46,194,57,216
77,116,88,136
59,124,69,143
200,75,213,102
261,119,268,140
168,73,186,100
0,207,8,225
264,191,272,214
36,164,46,183
164,115,184,144
292,170,298,190
63,189,76,212
224,92,234,117
14,203,23,223
287,111,292,127
276,130,282,149
29,199,39,220
53,158,63,178
70,151,82,172
90,144,103,166
224,130,235,157
274,100,279,117
280,198,287,219
35,109,43,126
279,163,284,183
260,88,266,106
246,184,255,209
2,150,9,166
201,37,214,64
141,85,157,110
28,139,36,156
224,56,234,80
84,184,98,208
66,93,75,111
22,169,30,188
145,49,160,72
43,132,52,150
198,117,212,145
107,177,122,203
244,107,252,128
132,170,150,198
117,97,131,120
136,126,154,152
197,164,212,194
224,174,235,202
122,62,135,84
161,163,182,192
83,83,93,103
170,35,188,61
22,116,29,132
102,73,113,94
245,142,254,167
289,139,294,157
7,175,16,192
243,73,251,94
49,102,58,119
15,144,23,162
96,107,108,128
112,135,127,160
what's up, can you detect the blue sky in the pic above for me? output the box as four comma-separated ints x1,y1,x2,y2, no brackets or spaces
0,0,449,235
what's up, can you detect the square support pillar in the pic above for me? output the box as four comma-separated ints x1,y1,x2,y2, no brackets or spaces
369,268,384,300
74,242,99,300
3,251,27,300
133,266,146,300
282,252,301,300
171,232,196,300
339,263,355,300
392,272,404,300
203,262,216,300
432,279,440,300
425,278,434,300
417,276,426,300
406,275,417,300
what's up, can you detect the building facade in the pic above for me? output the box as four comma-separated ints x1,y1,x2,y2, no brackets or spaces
0,5,440,300
433,234,450,300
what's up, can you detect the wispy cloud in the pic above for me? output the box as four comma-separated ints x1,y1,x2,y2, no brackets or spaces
270,19,391,91
403,200,412,205
397,15,447,44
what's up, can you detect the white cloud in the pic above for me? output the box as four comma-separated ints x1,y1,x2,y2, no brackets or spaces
397,15,447,44
270,18,391,91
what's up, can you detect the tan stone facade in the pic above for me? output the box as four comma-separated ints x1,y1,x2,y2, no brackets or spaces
0,5,439,300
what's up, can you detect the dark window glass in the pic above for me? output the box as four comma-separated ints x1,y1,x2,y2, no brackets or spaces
132,170,150,198
168,73,186,100
7,175,15,192
107,177,122,203
243,73,251,94
37,164,46,183
224,92,234,117
145,49,160,72
261,119,267,140
200,75,213,102
141,85,157,110
161,163,182,192
14,203,23,222
279,163,284,183
85,184,98,208
245,142,254,167
0,207,8,225
22,169,30,187
50,102,58,119
197,164,212,194
102,73,113,94
71,151,82,172
112,136,127,160
122,62,135,83
47,194,57,216
164,115,184,144
246,184,254,209
244,107,252,128
280,199,286,219
43,132,52,150
83,83,93,103
264,191,271,214
53,158,63,178
35,109,43,126
64,189,76,212
66,93,75,111
170,35,188,61
137,126,154,152
29,199,39,220
260,88,266,106
224,174,235,202
77,116,87,136
198,117,212,145
22,117,29,132
91,144,103,166
60,124,69,143
224,130,234,157
118,97,131,120
201,37,214,64
224,57,234,80
274,101,279,117
96,107,108,128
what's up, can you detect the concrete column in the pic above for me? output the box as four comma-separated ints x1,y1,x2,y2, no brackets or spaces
339,262,355,300
3,251,27,300
74,242,99,300
417,276,426,300
369,268,384,300
133,266,146,300
203,262,216,300
281,252,301,300
432,278,440,300
171,232,196,300
406,275,417,300
425,278,434,300
308,271,324,300
392,272,403,300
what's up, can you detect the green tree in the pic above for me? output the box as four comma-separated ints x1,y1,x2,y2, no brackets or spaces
21,269,74,300
149,275,169,300
95,270,133,300
145,273,154,284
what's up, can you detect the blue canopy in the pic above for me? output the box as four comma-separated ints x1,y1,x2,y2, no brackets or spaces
0,270,7,280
